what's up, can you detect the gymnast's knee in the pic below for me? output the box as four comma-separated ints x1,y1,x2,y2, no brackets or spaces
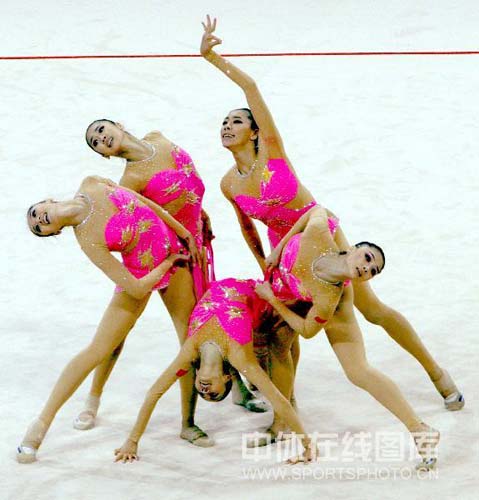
111,341,124,359
343,364,372,389
82,343,116,367
358,300,395,326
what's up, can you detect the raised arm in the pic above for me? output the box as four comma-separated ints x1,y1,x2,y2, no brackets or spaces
78,239,188,300
114,341,197,462
255,281,340,339
200,15,285,157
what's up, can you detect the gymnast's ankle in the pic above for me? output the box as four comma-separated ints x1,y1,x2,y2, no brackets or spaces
73,394,101,430
411,422,440,471
17,418,48,464
431,368,465,410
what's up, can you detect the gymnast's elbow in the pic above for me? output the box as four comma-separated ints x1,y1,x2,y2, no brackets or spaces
125,286,147,301
300,327,320,340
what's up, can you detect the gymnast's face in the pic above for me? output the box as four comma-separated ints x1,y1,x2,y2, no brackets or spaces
221,110,258,150
86,120,124,158
347,244,384,282
195,370,231,402
27,200,63,237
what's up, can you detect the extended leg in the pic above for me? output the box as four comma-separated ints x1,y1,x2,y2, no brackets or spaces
254,323,297,444
160,267,213,447
334,227,463,409
289,335,300,408
18,292,150,462
73,292,149,430
325,288,439,468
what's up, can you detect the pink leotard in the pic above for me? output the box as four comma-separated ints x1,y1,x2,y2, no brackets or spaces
139,142,214,297
141,145,205,247
188,278,269,345
105,188,183,292
233,158,317,248
268,217,346,301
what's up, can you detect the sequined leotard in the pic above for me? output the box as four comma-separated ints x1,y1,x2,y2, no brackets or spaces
131,133,214,297
105,188,183,292
188,278,269,345
268,218,345,302
233,158,317,248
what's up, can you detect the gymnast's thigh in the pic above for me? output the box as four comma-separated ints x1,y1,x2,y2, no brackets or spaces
324,287,363,346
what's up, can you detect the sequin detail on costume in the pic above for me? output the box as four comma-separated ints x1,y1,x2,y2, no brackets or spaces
268,217,343,301
187,278,270,345
141,145,205,247
140,143,213,297
104,188,182,292
233,158,317,247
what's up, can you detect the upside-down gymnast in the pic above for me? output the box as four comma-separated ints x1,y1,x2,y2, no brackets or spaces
113,277,314,464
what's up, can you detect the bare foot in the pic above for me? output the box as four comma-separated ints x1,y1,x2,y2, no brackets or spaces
180,425,214,447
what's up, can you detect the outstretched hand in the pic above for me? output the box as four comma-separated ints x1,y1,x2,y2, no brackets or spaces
114,439,139,463
287,441,318,464
201,15,222,56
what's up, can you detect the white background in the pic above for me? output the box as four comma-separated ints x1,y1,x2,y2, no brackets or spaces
1,1,478,498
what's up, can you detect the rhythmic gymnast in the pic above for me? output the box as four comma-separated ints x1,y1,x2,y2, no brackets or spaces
200,16,463,410
254,205,439,469
17,176,201,463
113,278,314,464
79,121,264,444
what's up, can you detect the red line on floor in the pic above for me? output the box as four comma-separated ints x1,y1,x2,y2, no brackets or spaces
1,50,479,60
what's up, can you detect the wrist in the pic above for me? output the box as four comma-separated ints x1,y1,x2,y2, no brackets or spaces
266,294,280,307
205,51,220,64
